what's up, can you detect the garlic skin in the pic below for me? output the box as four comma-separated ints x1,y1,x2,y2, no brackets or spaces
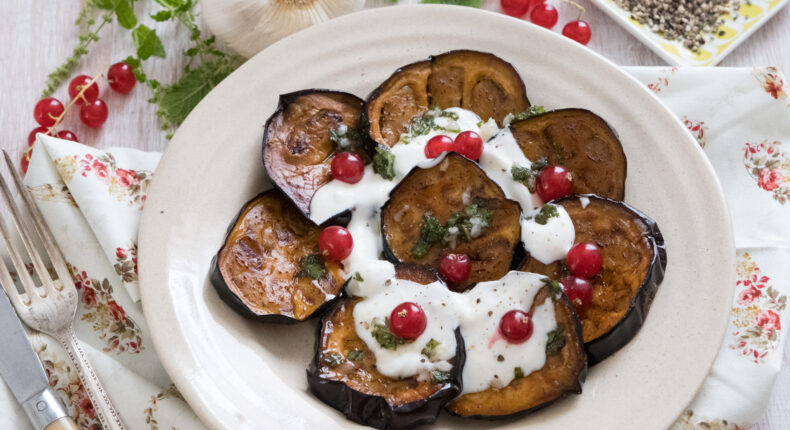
201,0,366,58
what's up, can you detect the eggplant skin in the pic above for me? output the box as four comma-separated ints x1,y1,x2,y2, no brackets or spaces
521,195,666,365
307,297,465,430
211,190,346,324
363,50,530,149
445,287,586,419
509,108,627,200
262,89,365,218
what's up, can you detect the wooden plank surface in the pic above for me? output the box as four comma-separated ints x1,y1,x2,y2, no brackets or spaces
1,0,788,428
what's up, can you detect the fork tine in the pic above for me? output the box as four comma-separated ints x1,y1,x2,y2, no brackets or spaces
0,218,40,301
0,164,55,295
3,150,72,291
0,254,29,308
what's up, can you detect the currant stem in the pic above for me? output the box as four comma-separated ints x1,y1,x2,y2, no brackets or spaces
46,71,105,134
561,0,586,20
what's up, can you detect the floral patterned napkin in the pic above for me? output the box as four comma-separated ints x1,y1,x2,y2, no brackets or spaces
0,67,788,429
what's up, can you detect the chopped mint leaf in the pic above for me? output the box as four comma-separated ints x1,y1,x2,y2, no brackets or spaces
324,352,345,367
430,370,452,384
545,325,566,356
329,126,362,150
373,147,396,180
296,254,326,280
511,165,531,183
541,277,563,301
421,339,440,358
347,349,364,361
371,318,407,350
533,204,559,225
513,106,546,122
511,157,549,193
354,272,364,282
514,367,525,379
438,110,460,120
412,215,447,257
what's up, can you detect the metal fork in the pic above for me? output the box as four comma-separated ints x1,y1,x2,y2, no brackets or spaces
0,150,125,430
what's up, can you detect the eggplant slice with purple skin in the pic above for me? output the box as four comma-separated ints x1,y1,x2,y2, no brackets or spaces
520,195,666,365
307,264,464,430
509,108,627,200
364,50,530,149
446,285,586,419
380,153,523,292
211,189,345,323
262,89,365,217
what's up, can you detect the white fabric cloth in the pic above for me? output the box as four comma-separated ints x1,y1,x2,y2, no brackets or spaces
0,67,787,429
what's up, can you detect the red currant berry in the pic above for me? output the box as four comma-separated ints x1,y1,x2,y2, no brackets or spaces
566,242,603,279
20,152,31,175
107,62,137,94
28,127,52,146
499,310,534,343
530,4,558,28
529,0,546,9
33,98,64,127
68,75,99,104
331,152,365,184
319,226,353,261
424,135,455,159
439,253,472,285
79,99,109,128
390,302,427,340
501,0,530,17
535,165,573,202
562,20,592,45
560,276,594,315
455,130,483,160
57,130,79,142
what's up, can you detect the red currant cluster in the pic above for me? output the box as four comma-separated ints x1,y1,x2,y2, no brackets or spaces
501,0,592,45
23,62,137,174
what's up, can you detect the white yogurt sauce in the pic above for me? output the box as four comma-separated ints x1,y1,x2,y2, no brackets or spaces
306,107,573,389
521,204,576,265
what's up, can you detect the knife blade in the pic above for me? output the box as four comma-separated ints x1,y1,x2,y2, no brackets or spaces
0,289,70,429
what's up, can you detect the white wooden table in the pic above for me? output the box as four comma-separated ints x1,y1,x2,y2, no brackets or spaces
1,0,789,428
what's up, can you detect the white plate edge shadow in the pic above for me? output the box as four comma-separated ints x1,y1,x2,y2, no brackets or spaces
139,5,736,430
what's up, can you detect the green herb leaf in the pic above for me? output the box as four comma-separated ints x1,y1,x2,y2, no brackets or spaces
329,126,362,150
511,157,549,193
438,110,460,120
347,349,364,361
324,352,345,368
412,215,447,257
513,105,546,122
297,254,327,280
111,0,137,29
533,204,559,225
132,24,166,60
371,318,407,350
150,10,173,21
541,277,563,301
430,370,452,384
354,272,364,282
421,339,440,358
545,325,566,356
511,165,531,183
514,367,525,379
373,147,396,180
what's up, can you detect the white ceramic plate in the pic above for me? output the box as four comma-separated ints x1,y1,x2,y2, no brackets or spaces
139,5,735,430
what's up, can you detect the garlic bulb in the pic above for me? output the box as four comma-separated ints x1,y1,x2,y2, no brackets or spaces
200,0,366,59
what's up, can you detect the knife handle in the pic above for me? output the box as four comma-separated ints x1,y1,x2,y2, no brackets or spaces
21,387,72,430
43,417,78,430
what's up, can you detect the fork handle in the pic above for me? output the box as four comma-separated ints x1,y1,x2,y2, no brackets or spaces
55,325,126,430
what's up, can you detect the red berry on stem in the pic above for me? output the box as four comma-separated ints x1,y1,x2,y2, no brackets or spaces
530,4,558,28
28,127,52,145
331,152,365,184
57,130,79,142
563,20,592,45
455,130,483,160
68,75,99,104
33,98,64,127
535,165,573,202
439,253,472,285
424,135,455,159
560,276,594,315
319,226,354,261
566,242,603,279
390,302,427,340
501,0,531,17
79,99,109,128
20,153,31,175
108,62,137,94
529,0,546,9
499,310,534,343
